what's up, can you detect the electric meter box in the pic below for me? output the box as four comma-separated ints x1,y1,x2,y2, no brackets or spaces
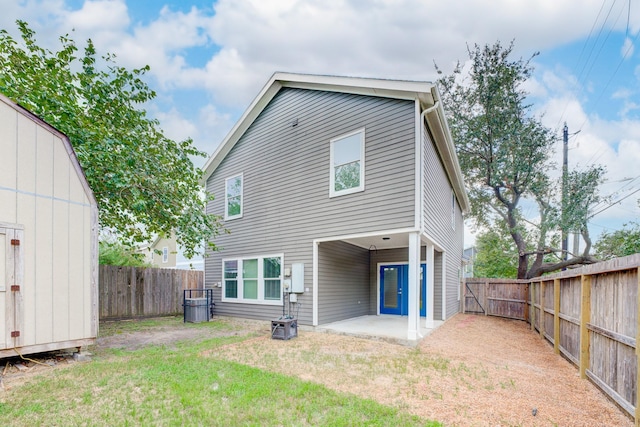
291,263,304,293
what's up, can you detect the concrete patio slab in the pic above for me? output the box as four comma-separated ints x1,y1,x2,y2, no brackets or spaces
311,315,444,346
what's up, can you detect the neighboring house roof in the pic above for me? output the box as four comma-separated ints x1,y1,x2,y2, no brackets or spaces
201,72,470,213
463,246,478,261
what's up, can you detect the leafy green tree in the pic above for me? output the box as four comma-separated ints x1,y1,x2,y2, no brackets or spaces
473,228,519,279
0,21,222,258
437,41,602,278
594,222,640,260
99,241,151,267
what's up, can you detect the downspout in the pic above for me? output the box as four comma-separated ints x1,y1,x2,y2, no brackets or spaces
420,99,439,331
419,101,439,232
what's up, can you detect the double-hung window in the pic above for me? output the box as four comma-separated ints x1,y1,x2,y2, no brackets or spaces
222,254,283,305
225,174,243,220
330,129,365,197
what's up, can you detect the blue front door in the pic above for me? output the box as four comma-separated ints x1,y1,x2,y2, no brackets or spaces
380,264,426,316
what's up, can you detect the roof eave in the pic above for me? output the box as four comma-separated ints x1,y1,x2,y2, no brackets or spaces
424,87,471,214
200,73,438,185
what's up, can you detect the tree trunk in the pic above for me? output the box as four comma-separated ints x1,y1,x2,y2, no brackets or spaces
506,208,529,279
525,255,599,279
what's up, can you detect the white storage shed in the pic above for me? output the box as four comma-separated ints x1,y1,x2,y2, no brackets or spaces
0,93,98,358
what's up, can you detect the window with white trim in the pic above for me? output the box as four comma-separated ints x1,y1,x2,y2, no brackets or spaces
162,247,169,263
330,129,365,197
225,174,243,219
222,255,283,305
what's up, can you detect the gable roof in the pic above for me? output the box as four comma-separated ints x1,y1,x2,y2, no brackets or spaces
0,92,97,208
201,72,469,213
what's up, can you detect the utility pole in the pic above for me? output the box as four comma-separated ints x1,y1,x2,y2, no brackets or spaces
561,123,568,262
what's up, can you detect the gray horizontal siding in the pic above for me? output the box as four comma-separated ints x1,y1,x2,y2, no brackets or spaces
318,241,369,324
434,251,443,319
422,127,464,320
205,88,417,324
447,208,464,317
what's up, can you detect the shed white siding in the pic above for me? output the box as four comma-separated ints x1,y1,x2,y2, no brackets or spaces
0,95,98,357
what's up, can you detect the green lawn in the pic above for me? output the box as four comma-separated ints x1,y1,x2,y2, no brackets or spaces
0,318,440,426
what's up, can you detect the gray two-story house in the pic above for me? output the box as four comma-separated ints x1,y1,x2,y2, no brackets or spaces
201,73,469,341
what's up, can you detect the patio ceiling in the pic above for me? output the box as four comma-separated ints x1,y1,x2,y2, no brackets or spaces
342,231,413,251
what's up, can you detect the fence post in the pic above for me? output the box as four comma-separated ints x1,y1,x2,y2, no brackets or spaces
554,278,560,355
635,267,640,426
580,274,591,379
530,282,535,331
524,283,529,324
484,281,489,316
461,280,466,314
540,280,546,338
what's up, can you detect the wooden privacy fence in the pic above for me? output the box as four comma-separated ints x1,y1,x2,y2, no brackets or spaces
462,253,640,424
463,278,529,320
99,265,203,320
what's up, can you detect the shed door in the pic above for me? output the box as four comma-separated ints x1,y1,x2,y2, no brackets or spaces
0,227,24,349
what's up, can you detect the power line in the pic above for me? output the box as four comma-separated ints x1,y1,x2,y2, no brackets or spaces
556,0,636,132
577,24,640,133
589,186,640,218
555,0,618,129
580,2,626,87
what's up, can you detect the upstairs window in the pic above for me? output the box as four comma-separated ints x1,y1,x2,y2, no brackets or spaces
225,174,243,220
330,129,365,197
162,247,169,263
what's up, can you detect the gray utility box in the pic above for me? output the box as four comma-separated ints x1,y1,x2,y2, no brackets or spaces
271,317,298,340
184,298,209,323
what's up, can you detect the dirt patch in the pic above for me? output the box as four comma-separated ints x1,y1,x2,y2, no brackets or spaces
96,317,264,351
207,314,632,427
0,316,265,390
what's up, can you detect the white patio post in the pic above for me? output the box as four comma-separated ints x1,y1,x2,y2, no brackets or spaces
426,241,435,328
407,232,421,340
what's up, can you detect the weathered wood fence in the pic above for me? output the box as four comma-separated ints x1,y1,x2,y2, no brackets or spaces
99,265,203,320
462,253,640,424
463,277,529,320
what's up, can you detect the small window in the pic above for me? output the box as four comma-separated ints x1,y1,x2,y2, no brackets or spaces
224,260,238,299
162,247,169,263
225,174,243,220
243,259,258,299
263,257,282,300
330,129,365,197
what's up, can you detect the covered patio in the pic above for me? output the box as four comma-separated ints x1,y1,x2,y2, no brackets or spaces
313,229,446,342
313,314,444,346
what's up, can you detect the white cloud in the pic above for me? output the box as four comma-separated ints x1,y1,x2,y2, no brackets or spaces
66,0,129,33
621,36,635,59
4,0,640,239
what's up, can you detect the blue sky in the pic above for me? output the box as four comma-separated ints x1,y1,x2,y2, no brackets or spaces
1,0,639,264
